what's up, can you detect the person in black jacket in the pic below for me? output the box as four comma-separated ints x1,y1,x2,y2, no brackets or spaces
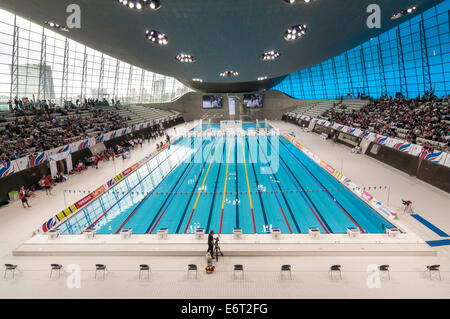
207,230,215,258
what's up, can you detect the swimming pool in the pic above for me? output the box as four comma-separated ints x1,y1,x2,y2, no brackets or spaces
57,132,394,235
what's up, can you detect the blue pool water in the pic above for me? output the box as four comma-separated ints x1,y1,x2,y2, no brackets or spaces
58,134,394,234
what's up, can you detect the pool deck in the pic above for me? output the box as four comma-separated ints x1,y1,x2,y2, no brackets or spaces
0,120,449,298
13,232,435,257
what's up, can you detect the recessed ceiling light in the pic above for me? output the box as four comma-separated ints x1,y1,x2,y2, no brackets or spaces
260,50,280,61
192,78,203,82
283,0,314,4
117,0,161,11
220,71,238,77
257,76,268,81
145,30,168,45
44,21,69,32
391,6,417,20
284,24,307,41
175,53,196,63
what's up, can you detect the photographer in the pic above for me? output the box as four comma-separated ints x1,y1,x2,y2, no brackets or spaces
207,230,215,258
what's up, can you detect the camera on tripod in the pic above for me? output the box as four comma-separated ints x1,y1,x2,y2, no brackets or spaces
213,235,224,261
402,199,412,206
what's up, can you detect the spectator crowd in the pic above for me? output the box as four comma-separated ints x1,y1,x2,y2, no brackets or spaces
1,100,130,163
322,93,450,152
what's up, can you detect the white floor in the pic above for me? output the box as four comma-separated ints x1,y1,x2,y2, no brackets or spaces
0,121,449,299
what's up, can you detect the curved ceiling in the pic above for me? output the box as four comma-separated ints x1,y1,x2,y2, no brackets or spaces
0,0,443,93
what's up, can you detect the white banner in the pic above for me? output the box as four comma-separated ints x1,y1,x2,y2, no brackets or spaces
228,97,236,116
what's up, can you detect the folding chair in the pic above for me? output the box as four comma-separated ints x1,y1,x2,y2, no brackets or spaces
187,264,197,280
425,265,441,280
329,265,342,280
379,265,390,280
50,264,63,279
4,264,19,279
139,264,151,280
233,264,244,280
281,265,292,280
95,264,108,280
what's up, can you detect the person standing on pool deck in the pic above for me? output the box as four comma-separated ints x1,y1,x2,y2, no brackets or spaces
19,186,31,208
207,230,215,259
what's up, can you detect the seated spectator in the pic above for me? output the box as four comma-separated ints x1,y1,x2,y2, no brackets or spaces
322,94,449,152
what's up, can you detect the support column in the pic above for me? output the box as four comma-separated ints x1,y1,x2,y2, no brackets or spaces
126,65,133,104
319,63,327,98
112,59,120,101
139,69,145,103
377,37,387,97
80,46,88,101
10,16,19,101
419,14,432,95
360,47,369,96
38,29,47,101
60,38,69,105
396,26,408,97
98,54,105,99
344,51,353,97
332,57,339,98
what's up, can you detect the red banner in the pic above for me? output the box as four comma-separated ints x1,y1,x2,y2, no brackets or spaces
74,193,94,209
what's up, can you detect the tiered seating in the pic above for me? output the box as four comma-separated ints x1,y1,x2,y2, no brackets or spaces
125,104,175,124
322,96,449,152
301,100,340,119
0,106,129,162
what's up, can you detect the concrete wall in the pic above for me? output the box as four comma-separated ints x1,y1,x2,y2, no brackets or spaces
140,90,314,122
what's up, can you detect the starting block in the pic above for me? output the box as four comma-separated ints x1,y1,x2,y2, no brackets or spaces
195,228,205,240
47,229,61,240
233,228,242,239
157,228,168,239
347,227,360,238
386,227,401,238
271,228,281,239
308,227,320,239
84,229,96,240
120,228,132,239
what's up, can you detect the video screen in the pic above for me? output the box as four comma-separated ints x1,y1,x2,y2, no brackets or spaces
244,94,263,108
202,95,223,109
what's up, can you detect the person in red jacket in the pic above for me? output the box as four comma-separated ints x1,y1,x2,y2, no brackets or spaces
43,175,52,195
19,186,31,208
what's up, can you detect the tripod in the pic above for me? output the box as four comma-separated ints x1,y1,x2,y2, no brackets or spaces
214,239,224,262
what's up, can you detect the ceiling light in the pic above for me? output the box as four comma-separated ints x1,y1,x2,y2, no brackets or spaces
145,30,168,46
44,21,69,32
391,6,417,20
220,71,238,77
283,0,315,4
257,76,268,81
284,24,307,41
175,53,196,63
117,0,161,11
260,50,281,61
192,78,203,82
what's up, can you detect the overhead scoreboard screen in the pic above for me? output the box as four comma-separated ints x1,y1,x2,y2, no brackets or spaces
244,94,263,108
202,95,223,109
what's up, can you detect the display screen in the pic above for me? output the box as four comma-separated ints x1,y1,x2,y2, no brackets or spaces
202,95,223,108
243,94,263,108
